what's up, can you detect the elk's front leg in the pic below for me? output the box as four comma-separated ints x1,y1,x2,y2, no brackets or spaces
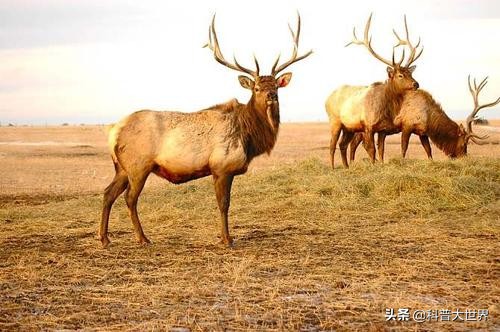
213,174,234,247
419,135,433,159
401,130,412,158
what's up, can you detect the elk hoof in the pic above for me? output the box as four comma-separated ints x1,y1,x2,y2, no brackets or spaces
220,236,234,248
138,236,152,246
101,236,111,249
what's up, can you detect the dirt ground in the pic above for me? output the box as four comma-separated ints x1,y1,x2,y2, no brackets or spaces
0,122,499,331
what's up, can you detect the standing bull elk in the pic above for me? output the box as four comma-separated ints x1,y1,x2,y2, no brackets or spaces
325,14,422,168
100,14,312,248
349,76,499,159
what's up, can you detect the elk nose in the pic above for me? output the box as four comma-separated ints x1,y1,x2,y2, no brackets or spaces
413,82,419,89
267,91,277,100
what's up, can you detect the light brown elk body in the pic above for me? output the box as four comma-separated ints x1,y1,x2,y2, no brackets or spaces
100,15,312,248
349,76,499,159
325,14,422,168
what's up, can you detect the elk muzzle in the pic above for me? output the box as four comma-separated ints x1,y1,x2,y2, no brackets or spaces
266,91,278,105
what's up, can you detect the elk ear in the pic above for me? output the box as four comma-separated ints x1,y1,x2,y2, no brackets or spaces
386,67,394,78
408,65,416,73
238,75,254,90
276,72,292,88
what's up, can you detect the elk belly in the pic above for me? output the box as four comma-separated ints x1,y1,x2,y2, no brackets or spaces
339,107,366,131
154,128,214,183
152,164,211,184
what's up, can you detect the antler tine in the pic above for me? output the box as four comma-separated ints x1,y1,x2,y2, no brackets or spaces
392,15,423,67
392,47,406,67
476,76,489,94
271,54,281,74
345,28,362,47
346,13,394,67
204,14,258,77
253,55,260,76
466,75,500,137
271,12,313,76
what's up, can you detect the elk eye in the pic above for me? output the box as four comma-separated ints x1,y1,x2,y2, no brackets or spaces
398,74,404,79
255,87,260,92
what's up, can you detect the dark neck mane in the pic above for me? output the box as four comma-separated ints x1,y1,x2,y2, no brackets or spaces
215,98,279,161
418,91,461,156
236,96,280,160
381,81,405,120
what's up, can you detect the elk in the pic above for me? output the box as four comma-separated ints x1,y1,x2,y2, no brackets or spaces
99,14,311,248
325,14,422,168
349,76,500,159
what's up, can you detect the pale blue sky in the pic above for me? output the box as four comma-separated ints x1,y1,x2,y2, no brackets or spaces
0,0,499,124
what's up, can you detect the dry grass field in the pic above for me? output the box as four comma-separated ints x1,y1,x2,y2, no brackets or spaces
0,122,499,331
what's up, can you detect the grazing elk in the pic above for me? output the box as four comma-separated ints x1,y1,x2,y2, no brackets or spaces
99,14,312,248
325,14,422,168
349,76,500,159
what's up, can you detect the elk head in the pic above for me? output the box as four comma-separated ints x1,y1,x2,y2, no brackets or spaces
347,14,423,93
454,76,500,156
204,14,312,131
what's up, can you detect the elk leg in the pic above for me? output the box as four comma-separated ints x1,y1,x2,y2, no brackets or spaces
365,130,376,163
329,125,342,169
377,133,387,162
100,168,129,248
401,130,412,158
213,174,234,247
339,131,355,168
125,171,151,245
419,135,433,159
349,133,363,162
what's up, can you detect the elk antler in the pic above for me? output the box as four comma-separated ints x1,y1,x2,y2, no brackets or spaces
346,13,403,68
392,15,424,67
466,75,500,144
204,14,260,77
271,13,313,76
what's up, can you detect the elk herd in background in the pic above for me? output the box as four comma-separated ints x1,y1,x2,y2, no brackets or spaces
326,14,500,168
100,12,499,248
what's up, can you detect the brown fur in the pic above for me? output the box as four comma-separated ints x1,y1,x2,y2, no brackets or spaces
350,89,469,160
413,91,466,157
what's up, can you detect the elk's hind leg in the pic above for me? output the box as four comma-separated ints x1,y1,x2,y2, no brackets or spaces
349,133,364,162
329,125,342,169
339,131,355,168
213,174,234,247
125,170,151,245
100,165,129,248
